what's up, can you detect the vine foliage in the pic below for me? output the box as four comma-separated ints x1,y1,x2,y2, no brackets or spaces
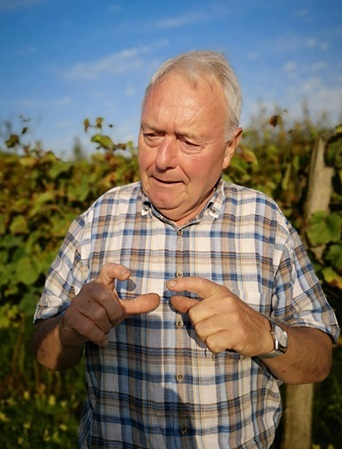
0,114,341,448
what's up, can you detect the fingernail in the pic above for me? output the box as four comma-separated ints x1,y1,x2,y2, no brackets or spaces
167,280,177,288
101,338,109,347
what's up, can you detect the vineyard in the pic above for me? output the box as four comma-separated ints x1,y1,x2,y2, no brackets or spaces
0,112,341,448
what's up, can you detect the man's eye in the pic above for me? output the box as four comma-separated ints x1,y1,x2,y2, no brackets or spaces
144,133,162,144
185,140,197,147
181,139,201,151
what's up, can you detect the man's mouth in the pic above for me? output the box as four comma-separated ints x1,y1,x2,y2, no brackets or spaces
153,177,181,185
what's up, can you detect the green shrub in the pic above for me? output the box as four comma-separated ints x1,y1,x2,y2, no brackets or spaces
0,113,340,448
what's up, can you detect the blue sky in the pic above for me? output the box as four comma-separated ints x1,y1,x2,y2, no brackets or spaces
1,0,341,157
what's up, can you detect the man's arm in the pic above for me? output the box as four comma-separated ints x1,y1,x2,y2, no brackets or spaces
31,315,86,371
31,263,160,371
260,325,332,384
168,277,334,385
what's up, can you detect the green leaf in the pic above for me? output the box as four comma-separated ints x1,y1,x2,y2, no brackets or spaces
19,156,37,168
15,257,40,286
326,243,342,272
0,304,20,329
307,212,342,246
281,163,291,191
5,134,20,148
334,123,342,134
322,267,342,289
84,118,90,132
67,177,91,202
9,215,29,235
0,214,7,235
95,117,104,129
29,191,55,218
90,134,114,151
48,160,73,179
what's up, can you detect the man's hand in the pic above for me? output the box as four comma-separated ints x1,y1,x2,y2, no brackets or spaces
167,277,273,357
62,263,160,347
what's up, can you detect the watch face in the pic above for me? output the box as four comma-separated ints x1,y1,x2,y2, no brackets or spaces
275,324,288,348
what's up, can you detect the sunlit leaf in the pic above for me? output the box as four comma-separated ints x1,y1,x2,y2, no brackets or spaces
83,118,90,132
19,156,37,168
334,123,342,135
90,134,114,151
269,115,280,127
281,163,291,190
307,212,342,246
5,134,20,148
95,117,104,129
326,243,342,272
48,160,73,179
9,215,29,235
322,267,342,289
15,256,40,286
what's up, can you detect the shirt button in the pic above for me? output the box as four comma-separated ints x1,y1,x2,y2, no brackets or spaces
176,320,183,328
176,373,184,382
177,229,183,236
180,425,188,434
175,271,183,278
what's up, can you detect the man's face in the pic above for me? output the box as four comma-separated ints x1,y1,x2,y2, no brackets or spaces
138,73,241,226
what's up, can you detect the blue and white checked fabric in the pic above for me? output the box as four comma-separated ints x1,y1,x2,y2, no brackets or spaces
34,179,340,449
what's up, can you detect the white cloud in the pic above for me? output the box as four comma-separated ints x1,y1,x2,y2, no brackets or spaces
155,12,206,29
246,51,260,61
63,48,141,81
306,37,330,50
284,61,297,72
107,4,122,14
307,38,318,47
17,45,38,56
294,8,310,19
285,76,342,121
124,86,136,97
319,42,330,51
0,0,46,13
154,4,231,30
54,96,71,106
13,95,71,108
310,61,328,72
61,41,169,81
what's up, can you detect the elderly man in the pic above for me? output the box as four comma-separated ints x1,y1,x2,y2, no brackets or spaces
31,50,340,449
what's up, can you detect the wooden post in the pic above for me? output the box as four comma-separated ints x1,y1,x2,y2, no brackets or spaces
281,138,333,449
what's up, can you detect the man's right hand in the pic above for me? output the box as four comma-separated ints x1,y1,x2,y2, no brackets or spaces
61,263,160,347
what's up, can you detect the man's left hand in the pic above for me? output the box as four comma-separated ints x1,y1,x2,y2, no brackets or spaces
167,277,273,357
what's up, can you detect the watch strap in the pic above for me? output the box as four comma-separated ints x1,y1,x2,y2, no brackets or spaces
259,319,288,359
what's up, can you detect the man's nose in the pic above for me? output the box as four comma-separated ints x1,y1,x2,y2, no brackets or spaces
155,137,178,170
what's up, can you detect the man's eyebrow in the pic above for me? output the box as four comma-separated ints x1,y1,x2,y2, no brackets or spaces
140,121,198,140
140,122,161,132
176,131,197,140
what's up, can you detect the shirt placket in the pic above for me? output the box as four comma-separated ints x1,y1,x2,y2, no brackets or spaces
174,226,192,441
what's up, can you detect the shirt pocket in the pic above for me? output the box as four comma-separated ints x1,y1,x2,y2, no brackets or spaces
230,290,272,318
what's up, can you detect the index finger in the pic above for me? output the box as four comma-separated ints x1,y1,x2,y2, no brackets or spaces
166,276,226,300
95,263,131,289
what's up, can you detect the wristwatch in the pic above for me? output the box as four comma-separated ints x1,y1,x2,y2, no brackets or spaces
259,319,288,359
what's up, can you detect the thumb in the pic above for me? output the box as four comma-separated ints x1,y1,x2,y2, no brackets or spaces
170,296,199,314
120,293,161,316
95,263,130,289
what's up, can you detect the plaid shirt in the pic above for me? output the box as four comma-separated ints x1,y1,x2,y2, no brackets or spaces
35,179,340,449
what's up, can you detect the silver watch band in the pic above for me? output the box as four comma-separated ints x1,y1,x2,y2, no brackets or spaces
259,319,288,359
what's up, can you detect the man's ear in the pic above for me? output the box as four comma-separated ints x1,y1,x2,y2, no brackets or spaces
222,127,242,169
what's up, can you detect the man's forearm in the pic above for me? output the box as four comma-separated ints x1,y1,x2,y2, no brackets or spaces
31,316,85,371
262,326,333,384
